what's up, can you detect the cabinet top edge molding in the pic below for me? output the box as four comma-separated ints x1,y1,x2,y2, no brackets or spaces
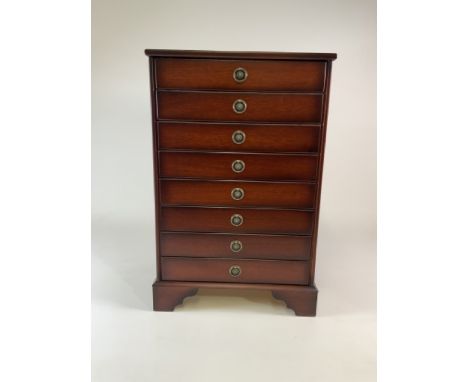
144,49,337,61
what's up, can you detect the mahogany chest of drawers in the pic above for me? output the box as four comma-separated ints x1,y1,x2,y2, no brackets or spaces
145,49,337,316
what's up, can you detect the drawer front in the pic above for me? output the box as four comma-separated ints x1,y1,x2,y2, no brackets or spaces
161,257,309,285
160,232,311,260
160,152,318,181
161,180,316,209
159,122,320,153
160,207,314,235
158,91,323,123
157,58,326,92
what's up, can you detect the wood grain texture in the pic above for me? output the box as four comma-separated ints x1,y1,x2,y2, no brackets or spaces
161,257,309,285
159,152,318,181
160,207,315,235
157,58,326,91
147,50,337,316
158,122,321,153
160,180,316,209
153,280,319,316
160,232,311,260
158,91,323,123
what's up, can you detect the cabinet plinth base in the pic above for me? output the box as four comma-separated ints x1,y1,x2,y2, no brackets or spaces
152,281,198,311
271,286,318,316
152,281,318,316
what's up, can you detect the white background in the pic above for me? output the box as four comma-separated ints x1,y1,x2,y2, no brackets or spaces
1,0,467,381
92,0,375,381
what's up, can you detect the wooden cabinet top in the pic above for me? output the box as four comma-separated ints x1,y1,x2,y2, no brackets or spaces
144,49,337,61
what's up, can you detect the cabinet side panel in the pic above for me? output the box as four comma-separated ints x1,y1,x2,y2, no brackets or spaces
309,61,333,284
149,57,162,280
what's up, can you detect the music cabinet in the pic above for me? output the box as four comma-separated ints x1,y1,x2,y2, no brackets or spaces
145,49,337,316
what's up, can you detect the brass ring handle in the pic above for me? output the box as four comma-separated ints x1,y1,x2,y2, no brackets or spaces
230,240,243,253
231,187,245,200
230,214,243,226
233,67,248,83
233,99,247,114
229,265,242,277
231,159,245,173
232,130,246,144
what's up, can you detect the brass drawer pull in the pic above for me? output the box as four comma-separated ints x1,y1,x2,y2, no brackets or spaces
230,214,243,226
229,265,242,277
233,67,248,83
232,130,246,144
230,240,243,253
231,187,245,200
231,159,245,173
233,99,247,114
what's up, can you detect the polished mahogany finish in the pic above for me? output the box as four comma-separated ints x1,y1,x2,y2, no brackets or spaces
157,58,326,91
158,91,323,123
146,49,336,316
161,258,309,285
160,152,318,181
160,206,315,235
159,122,321,153
153,281,318,315
152,283,198,312
160,180,316,209
145,49,337,61
160,232,311,260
